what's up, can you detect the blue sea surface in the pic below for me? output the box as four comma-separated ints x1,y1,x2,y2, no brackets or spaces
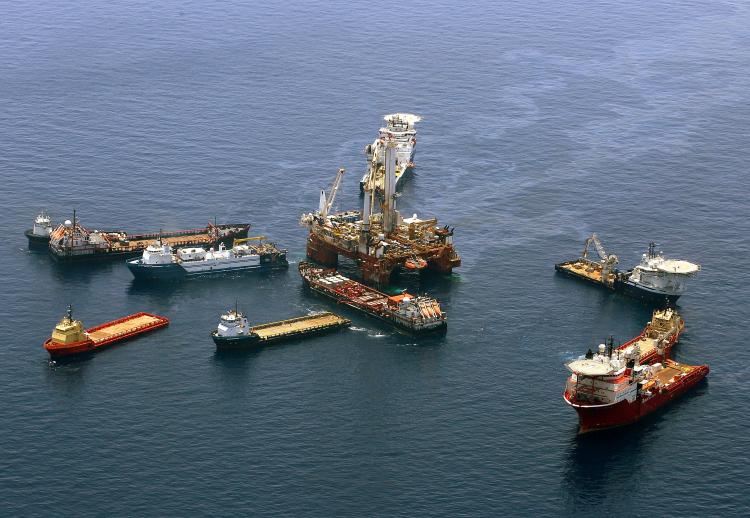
1,1,749,516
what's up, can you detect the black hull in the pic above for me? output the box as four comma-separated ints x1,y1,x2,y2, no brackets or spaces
613,278,680,305
302,280,447,336
25,230,50,249
212,321,349,350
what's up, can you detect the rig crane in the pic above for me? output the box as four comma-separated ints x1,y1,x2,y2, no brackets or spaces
318,167,346,219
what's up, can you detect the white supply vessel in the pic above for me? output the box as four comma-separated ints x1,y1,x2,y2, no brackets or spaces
126,238,287,280
25,210,54,247
360,113,421,194
615,242,701,303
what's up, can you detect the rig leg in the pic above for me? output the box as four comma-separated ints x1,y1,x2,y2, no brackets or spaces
361,262,393,285
306,235,338,266
427,248,461,273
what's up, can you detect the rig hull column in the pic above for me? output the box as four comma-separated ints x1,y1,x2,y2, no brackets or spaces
306,234,338,266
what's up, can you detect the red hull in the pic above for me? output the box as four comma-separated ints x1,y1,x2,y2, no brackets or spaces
564,365,709,433
44,312,169,359
44,338,95,358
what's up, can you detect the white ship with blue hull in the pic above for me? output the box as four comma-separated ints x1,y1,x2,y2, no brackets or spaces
359,113,420,194
556,236,701,305
127,239,287,280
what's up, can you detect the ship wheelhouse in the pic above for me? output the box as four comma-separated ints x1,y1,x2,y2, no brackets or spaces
216,310,250,337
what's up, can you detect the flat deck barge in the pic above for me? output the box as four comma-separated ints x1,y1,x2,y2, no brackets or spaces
44,307,169,359
212,310,350,349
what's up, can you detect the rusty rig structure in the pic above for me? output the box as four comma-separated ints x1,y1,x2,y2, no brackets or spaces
300,138,460,284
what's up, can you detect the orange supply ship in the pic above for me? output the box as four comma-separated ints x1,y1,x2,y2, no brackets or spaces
44,306,169,359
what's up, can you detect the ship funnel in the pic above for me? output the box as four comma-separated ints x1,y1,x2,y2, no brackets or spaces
319,189,327,216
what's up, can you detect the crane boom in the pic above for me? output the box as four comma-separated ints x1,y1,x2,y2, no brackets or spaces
321,168,345,218
581,233,619,270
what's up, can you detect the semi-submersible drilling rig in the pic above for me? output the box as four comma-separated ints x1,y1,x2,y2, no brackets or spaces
300,137,460,284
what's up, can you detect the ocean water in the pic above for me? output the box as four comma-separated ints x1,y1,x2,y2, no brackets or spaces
2,0,749,515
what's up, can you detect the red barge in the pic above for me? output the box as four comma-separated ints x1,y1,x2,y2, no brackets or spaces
563,309,707,434
44,306,169,359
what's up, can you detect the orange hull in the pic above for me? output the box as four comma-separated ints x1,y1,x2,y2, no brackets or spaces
44,338,95,357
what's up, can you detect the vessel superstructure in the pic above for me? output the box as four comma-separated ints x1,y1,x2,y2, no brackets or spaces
359,113,421,194
299,261,447,334
301,139,459,284
211,306,350,349
43,305,169,359
25,210,54,248
555,234,700,304
47,211,249,262
126,237,287,280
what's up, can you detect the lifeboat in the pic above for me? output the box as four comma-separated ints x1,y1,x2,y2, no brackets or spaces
404,256,427,270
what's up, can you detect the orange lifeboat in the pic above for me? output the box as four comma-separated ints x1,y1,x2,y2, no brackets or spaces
404,256,427,270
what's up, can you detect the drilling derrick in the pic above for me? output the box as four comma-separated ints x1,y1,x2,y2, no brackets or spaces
301,144,460,285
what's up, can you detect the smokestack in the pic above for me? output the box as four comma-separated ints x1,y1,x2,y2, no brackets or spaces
363,191,371,230
319,189,327,217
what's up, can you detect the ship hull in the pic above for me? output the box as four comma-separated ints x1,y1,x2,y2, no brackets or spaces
301,278,447,335
613,277,681,305
212,334,261,349
127,257,288,280
43,338,96,358
555,262,680,305
564,365,709,433
25,230,51,249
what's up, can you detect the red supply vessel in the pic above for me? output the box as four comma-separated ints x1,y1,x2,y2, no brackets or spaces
563,309,707,434
44,305,169,359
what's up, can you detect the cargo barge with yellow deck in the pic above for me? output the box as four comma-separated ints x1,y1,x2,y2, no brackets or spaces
211,308,351,349
44,305,169,359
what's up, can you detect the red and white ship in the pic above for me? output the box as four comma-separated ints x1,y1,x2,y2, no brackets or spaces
563,311,707,433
